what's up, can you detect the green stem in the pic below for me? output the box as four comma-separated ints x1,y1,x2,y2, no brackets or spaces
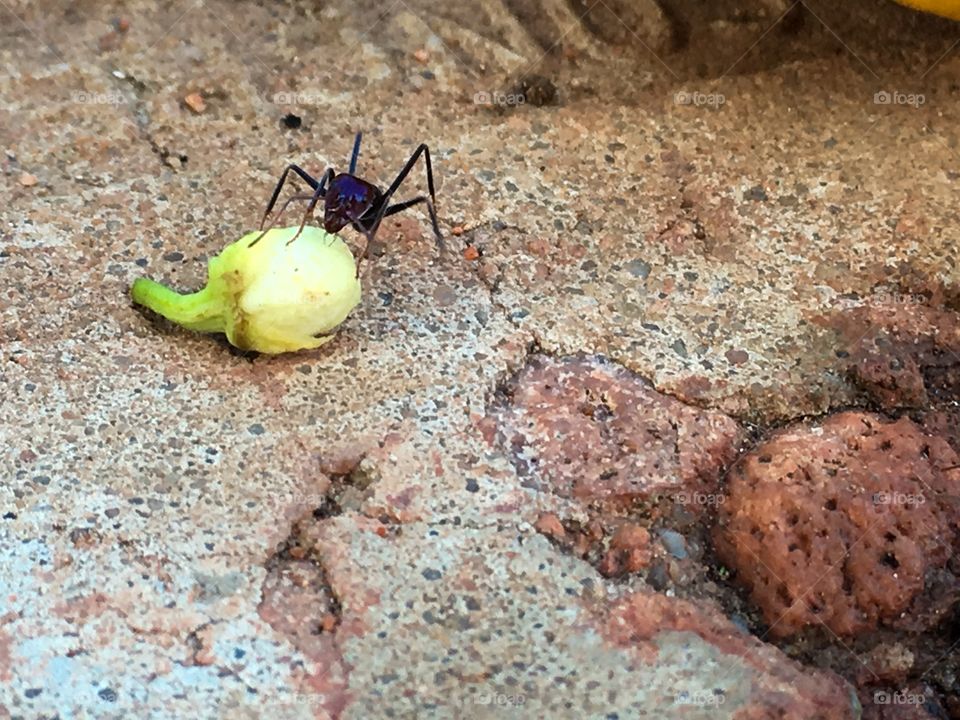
131,278,226,333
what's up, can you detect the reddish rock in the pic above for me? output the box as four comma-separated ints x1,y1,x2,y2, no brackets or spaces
714,412,960,638
600,590,856,719
850,344,927,408
495,355,743,510
920,407,960,455
533,512,566,540
598,523,651,577
832,301,960,410
533,513,615,567
183,92,206,114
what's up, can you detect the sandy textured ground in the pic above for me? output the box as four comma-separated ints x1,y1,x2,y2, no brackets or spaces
2,0,960,718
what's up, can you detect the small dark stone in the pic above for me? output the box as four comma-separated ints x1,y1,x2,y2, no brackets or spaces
725,349,749,365
646,559,670,591
659,530,689,560
248,423,265,436
25,688,42,699
98,688,118,702
465,479,479,493
3,512,17,520
162,251,184,262
744,186,768,202
281,113,302,129
624,259,650,279
422,568,442,581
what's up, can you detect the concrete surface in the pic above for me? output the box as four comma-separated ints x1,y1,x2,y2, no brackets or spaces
2,0,960,718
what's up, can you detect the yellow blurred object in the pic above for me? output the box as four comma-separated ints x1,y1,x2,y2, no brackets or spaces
894,0,960,20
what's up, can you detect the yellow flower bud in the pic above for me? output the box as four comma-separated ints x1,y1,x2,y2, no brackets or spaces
131,226,362,354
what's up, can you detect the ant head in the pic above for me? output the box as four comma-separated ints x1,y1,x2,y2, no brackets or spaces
324,174,381,234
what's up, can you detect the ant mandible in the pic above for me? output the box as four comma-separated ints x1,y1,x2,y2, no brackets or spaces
249,131,443,275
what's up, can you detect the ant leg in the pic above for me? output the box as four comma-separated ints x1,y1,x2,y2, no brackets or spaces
348,131,362,174
382,196,444,250
337,212,379,279
259,164,321,231
276,168,332,226
285,181,328,246
368,144,442,248
247,193,315,248
355,228,376,279
249,169,333,248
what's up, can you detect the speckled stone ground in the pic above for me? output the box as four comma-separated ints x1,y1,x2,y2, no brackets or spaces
2,0,960,718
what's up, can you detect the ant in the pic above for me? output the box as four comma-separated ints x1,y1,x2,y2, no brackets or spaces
249,131,443,275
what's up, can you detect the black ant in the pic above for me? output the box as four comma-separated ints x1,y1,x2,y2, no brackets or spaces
249,131,443,275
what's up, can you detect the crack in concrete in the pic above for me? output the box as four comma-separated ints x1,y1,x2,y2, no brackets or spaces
112,69,188,170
